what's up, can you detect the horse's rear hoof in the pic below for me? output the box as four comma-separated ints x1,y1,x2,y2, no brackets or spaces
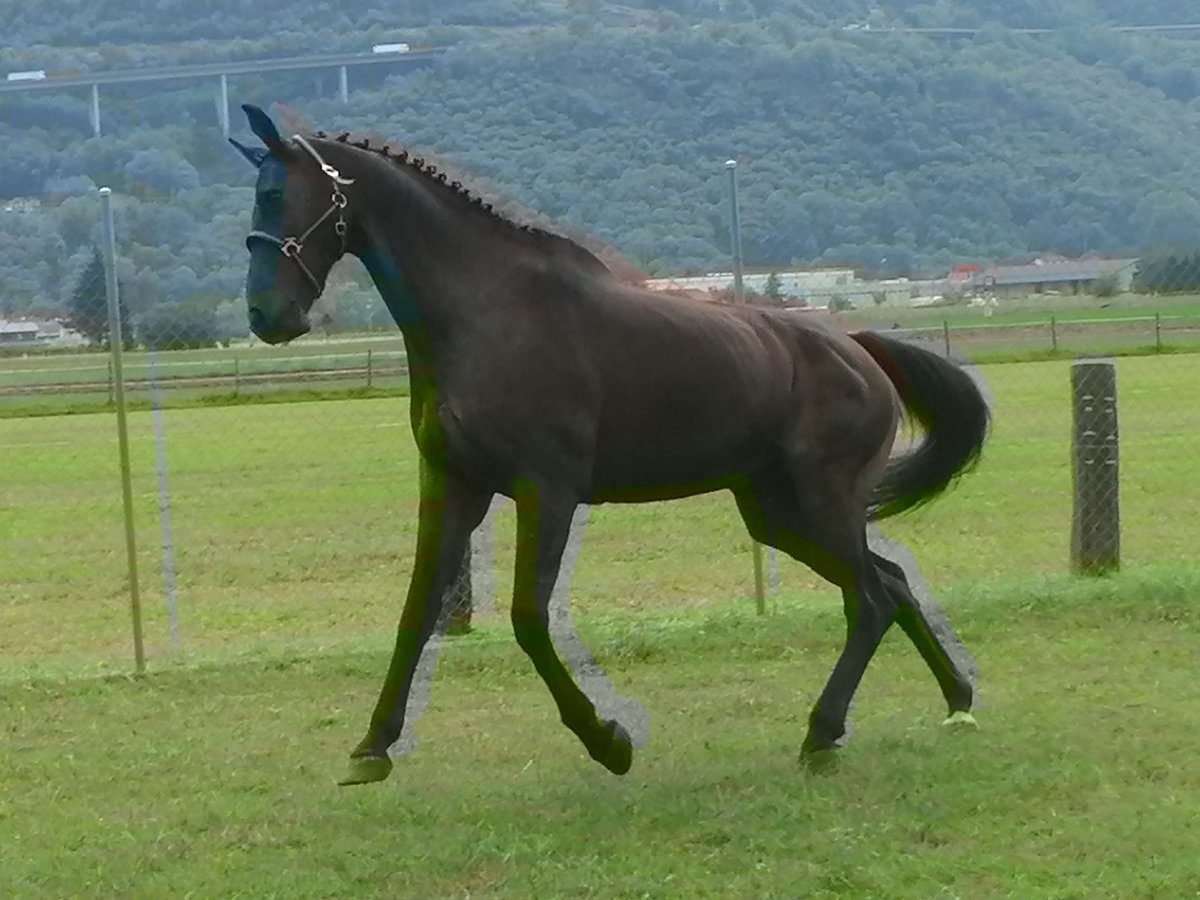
942,710,979,732
598,719,633,775
338,753,393,786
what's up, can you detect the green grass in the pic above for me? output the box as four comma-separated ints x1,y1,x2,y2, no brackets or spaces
3,354,1198,676
3,570,1199,898
0,332,408,416
845,291,1200,329
841,291,1200,362
4,350,1200,896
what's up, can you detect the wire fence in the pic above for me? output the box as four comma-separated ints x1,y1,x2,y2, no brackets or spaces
6,311,1200,415
2,187,1198,677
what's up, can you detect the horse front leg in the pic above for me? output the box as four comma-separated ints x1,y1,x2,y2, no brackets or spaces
340,462,491,786
509,479,634,775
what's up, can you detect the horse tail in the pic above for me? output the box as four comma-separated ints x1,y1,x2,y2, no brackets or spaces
850,331,990,521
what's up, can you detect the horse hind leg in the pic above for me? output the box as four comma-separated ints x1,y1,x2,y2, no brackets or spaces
867,527,979,728
734,474,897,757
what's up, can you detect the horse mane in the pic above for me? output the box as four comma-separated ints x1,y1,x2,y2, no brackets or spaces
293,117,648,286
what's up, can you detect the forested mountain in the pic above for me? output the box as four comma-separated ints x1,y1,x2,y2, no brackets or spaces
3,1,1200,335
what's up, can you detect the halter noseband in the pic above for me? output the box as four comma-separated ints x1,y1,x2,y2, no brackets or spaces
247,134,355,292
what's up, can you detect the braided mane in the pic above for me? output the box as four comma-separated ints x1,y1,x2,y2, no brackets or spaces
310,129,646,284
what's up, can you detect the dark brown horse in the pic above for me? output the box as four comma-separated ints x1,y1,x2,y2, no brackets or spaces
231,104,990,786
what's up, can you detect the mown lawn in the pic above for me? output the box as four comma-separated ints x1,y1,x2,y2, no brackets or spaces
3,569,1199,898
4,346,1200,897
3,354,1198,677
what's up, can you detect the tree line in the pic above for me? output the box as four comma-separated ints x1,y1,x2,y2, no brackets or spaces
5,3,1200,340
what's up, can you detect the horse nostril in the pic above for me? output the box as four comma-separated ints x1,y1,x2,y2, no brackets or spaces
248,307,266,331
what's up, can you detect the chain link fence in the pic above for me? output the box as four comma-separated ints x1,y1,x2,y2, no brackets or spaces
2,187,1199,676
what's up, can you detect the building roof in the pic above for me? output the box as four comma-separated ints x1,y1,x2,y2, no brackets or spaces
976,258,1138,286
0,320,41,335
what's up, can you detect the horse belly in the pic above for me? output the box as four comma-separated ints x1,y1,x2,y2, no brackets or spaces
589,370,779,499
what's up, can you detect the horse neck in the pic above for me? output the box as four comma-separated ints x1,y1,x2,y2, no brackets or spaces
340,147,520,343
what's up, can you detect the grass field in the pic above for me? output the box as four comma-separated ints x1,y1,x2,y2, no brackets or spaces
0,332,409,416
4,353,1198,675
3,572,1199,897
845,292,1200,362
4,350,1200,897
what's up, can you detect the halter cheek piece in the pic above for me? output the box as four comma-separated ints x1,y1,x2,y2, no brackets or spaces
246,134,355,292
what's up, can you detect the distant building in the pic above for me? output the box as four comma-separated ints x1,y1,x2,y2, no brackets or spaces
0,320,40,345
968,256,1138,298
645,267,859,302
0,318,86,347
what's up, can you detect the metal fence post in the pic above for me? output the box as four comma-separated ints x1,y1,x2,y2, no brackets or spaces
1071,358,1120,574
148,349,180,651
100,187,146,672
726,158,768,614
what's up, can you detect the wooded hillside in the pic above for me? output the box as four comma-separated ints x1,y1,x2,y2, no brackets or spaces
3,1,1200,331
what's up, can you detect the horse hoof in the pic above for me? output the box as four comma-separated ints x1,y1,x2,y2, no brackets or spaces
942,710,979,732
799,745,840,773
598,720,634,775
800,724,844,757
338,754,393,786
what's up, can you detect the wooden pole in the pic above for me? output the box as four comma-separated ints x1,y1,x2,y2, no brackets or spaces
1071,358,1120,574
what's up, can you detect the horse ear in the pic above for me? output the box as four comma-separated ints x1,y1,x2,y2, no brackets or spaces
228,136,267,169
241,103,289,155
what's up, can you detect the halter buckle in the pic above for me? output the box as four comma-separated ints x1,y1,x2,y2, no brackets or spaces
320,162,354,185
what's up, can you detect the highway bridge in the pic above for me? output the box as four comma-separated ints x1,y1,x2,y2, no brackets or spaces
0,47,447,137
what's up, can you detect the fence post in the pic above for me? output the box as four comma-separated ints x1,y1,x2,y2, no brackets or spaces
100,187,146,673
367,348,373,388
1070,358,1120,574
1155,313,1162,352
1051,316,1058,352
942,320,951,357
148,350,179,650
726,158,766,615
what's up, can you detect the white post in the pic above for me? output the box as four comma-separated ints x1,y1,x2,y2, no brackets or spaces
217,74,230,137
149,350,180,649
726,159,770,613
100,187,145,672
90,84,102,137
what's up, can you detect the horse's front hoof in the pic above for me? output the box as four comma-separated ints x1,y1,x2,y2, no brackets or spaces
596,719,634,775
799,746,840,774
942,710,979,732
338,753,393,786
800,716,845,758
